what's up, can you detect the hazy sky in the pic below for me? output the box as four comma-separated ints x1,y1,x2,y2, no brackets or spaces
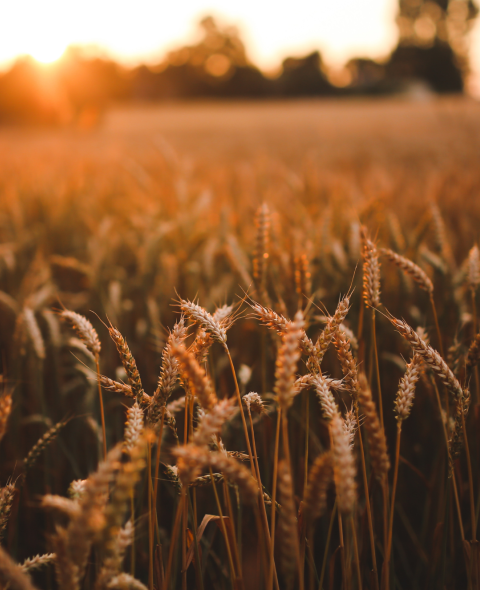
1,0,479,92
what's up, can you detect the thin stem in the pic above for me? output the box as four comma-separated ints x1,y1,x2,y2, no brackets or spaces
337,513,348,590
152,407,166,531
471,289,480,405
382,479,389,581
461,411,476,542
328,427,348,590
372,309,384,430
130,491,135,576
384,422,402,590
222,479,244,588
268,408,282,590
248,407,280,590
307,523,316,590
351,514,362,590
95,356,107,461
460,410,479,590
210,466,237,587
282,413,305,590
182,488,187,590
431,377,465,542
147,442,154,590
164,491,185,590
472,288,478,337
304,393,310,495
225,347,256,476
358,293,365,367
187,491,204,590
179,389,190,590
355,405,380,590
318,501,337,590
430,294,445,360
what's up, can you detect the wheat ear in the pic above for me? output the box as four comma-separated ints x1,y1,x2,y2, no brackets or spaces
171,343,217,410
274,311,304,411
0,545,38,590
303,451,333,519
380,248,433,294
310,295,350,368
329,414,356,514
390,317,464,400
361,227,381,308
253,202,270,298
358,373,390,478
0,484,15,541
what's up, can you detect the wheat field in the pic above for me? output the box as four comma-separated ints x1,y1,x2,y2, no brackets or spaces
1,97,480,590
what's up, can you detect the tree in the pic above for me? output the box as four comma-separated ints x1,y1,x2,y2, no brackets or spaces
388,0,478,91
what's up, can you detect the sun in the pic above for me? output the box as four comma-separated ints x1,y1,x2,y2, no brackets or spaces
28,40,66,64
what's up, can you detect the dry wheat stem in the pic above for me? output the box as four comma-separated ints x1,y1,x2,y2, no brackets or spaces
372,309,384,431
268,408,282,590
96,356,107,461
246,404,279,587
277,460,301,590
354,383,381,590
163,490,186,590
384,422,402,590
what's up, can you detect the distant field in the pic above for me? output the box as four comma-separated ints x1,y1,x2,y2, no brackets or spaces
1,96,479,161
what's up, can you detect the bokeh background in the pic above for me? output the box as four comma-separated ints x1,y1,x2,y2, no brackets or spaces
0,0,479,125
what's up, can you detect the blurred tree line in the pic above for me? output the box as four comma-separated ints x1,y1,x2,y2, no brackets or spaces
0,3,477,125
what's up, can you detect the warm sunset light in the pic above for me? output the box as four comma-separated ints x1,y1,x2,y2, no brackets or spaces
0,0,399,69
1,0,479,92
27,44,66,65
1,0,480,588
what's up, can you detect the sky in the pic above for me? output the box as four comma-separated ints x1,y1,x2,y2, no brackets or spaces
1,0,479,93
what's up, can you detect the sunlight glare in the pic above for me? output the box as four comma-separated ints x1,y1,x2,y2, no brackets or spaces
28,42,66,64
